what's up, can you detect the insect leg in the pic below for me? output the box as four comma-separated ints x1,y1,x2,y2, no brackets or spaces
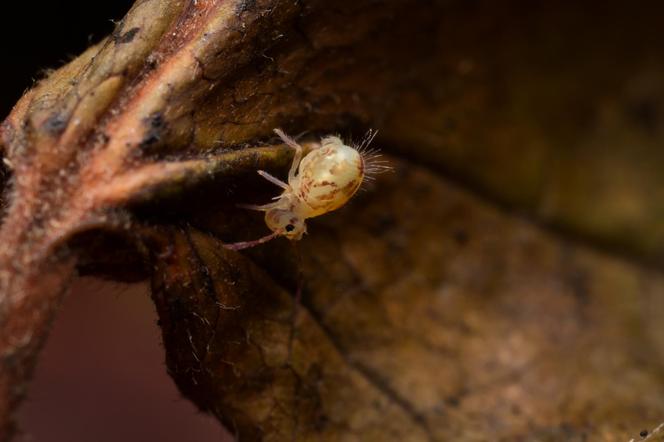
223,231,280,250
274,128,303,182
257,170,289,190
237,201,282,211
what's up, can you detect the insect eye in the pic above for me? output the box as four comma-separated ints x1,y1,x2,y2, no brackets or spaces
285,224,295,232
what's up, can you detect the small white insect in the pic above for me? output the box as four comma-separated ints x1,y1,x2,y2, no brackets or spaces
225,128,384,250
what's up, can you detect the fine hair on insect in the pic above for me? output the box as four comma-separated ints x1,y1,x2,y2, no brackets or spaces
346,128,391,184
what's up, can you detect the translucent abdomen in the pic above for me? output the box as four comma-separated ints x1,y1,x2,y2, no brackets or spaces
293,137,364,217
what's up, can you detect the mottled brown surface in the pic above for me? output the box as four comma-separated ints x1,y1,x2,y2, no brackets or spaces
0,0,663,440
154,160,664,441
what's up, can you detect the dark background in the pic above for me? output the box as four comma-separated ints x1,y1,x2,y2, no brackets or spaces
2,2,228,440
0,1,133,115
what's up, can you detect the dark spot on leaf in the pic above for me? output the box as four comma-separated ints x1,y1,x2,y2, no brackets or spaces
641,429,649,438
236,0,256,14
144,57,158,71
140,112,167,149
43,113,67,134
114,26,140,44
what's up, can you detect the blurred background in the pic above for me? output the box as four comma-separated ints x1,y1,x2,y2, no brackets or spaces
17,280,226,442
1,2,227,440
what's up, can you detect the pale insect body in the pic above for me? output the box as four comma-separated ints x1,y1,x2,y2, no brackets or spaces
225,128,377,250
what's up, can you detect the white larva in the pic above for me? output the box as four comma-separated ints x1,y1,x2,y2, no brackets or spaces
225,128,384,250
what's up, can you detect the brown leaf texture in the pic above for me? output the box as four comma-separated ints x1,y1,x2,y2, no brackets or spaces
150,160,664,441
0,0,664,440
